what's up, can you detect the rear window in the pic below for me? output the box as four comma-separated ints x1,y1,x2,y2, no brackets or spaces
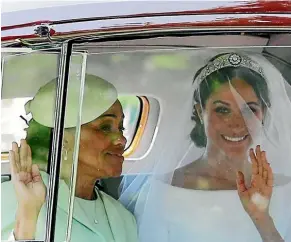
119,96,141,150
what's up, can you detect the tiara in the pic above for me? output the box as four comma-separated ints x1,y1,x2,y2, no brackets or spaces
195,53,266,83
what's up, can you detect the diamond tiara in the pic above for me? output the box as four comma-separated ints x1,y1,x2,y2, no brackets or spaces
195,53,266,84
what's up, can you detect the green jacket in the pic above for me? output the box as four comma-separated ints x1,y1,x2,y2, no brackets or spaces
1,172,138,242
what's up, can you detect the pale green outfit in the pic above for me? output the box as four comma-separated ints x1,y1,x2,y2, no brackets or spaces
1,171,138,242
2,74,137,241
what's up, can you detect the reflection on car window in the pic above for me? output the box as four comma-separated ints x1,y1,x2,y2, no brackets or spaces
1,96,141,157
3,46,291,242
1,51,62,241
1,97,31,152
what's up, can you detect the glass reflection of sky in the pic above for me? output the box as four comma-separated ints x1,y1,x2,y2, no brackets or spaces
1,98,31,152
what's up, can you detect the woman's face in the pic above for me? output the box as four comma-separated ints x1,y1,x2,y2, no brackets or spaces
77,100,127,179
203,79,264,159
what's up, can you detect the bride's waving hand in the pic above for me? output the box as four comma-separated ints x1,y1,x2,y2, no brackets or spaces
236,145,273,219
237,145,284,242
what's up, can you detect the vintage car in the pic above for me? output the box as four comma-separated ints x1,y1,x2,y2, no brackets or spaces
1,1,291,242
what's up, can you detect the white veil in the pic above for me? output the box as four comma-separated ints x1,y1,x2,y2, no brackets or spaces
119,50,291,242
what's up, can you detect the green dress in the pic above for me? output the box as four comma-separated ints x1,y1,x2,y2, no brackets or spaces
1,171,138,242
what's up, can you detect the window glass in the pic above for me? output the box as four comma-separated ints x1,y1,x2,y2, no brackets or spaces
1,50,86,242
3,45,291,242
1,51,61,241
83,47,291,242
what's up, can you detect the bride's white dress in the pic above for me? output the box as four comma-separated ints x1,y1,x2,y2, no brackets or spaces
138,179,291,242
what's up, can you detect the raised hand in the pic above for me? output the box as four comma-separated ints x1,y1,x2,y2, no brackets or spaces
236,145,273,221
9,139,46,212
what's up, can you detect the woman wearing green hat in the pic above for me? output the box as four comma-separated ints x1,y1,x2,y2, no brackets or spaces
1,74,138,242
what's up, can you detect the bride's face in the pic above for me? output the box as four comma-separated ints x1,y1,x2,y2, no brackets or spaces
203,79,264,159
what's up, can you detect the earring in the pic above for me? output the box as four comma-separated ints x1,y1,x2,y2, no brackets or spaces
63,145,68,161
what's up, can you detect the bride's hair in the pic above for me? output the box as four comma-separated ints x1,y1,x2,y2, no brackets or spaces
191,53,271,148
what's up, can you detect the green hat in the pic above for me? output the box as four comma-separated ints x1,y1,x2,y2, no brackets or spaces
25,74,117,128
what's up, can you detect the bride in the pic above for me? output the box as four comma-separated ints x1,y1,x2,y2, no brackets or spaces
122,51,291,242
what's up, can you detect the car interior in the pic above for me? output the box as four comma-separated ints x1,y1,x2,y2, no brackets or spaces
2,33,291,203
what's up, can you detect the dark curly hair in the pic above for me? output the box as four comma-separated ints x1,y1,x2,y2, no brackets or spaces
190,53,271,147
